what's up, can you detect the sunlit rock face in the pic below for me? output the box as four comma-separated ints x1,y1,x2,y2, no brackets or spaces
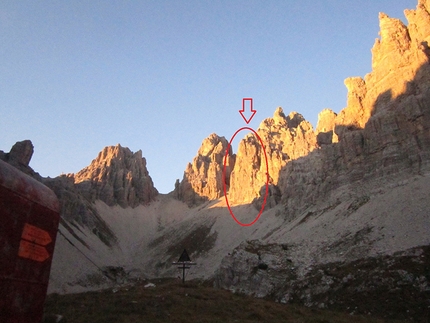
335,1,430,138
174,133,234,207
175,1,430,213
278,0,430,214
175,108,318,208
228,108,317,205
74,144,158,208
315,109,338,145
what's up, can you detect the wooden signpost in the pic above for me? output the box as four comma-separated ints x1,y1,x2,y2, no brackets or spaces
172,249,196,283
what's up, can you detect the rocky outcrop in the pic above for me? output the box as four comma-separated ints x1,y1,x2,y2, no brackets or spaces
174,133,234,206
1,141,158,209
228,108,317,205
215,240,296,298
74,144,158,208
0,140,43,180
215,241,430,322
336,2,430,137
176,110,318,208
8,140,34,166
315,108,338,145
0,140,119,248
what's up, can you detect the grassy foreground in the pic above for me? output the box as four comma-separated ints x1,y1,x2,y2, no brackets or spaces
44,278,400,323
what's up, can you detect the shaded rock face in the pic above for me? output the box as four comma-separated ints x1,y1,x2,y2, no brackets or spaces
0,140,42,180
215,240,296,298
174,133,234,207
215,242,430,322
9,140,34,166
43,175,118,248
74,144,158,208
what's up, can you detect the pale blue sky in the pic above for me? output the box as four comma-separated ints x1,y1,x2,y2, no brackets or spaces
0,0,416,193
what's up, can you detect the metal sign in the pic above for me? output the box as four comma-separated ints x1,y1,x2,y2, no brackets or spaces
178,249,191,262
172,249,196,283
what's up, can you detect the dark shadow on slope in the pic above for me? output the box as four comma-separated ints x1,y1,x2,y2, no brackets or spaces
44,176,119,248
147,216,218,273
171,176,210,207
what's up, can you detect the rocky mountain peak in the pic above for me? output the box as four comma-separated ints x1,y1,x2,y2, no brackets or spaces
174,0,430,212
285,111,306,129
74,144,158,208
278,0,430,214
175,107,318,208
174,133,234,206
197,133,226,158
9,140,34,166
228,109,316,206
272,107,287,126
94,144,132,166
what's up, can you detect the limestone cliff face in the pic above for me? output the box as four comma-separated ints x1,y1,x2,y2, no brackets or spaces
176,0,430,213
335,1,430,139
278,0,430,213
74,144,158,208
214,4,430,314
176,110,317,208
229,109,316,205
175,133,234,206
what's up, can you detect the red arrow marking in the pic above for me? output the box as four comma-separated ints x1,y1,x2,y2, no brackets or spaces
21,223,52,246
18,239,50,262
239,98,256,124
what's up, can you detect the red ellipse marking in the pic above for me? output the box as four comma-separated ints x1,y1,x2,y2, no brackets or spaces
222,127,269,227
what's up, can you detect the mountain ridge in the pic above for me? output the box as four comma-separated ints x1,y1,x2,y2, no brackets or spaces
1,1,430,320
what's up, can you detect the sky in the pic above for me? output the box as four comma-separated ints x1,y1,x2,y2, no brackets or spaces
0,0,417,194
